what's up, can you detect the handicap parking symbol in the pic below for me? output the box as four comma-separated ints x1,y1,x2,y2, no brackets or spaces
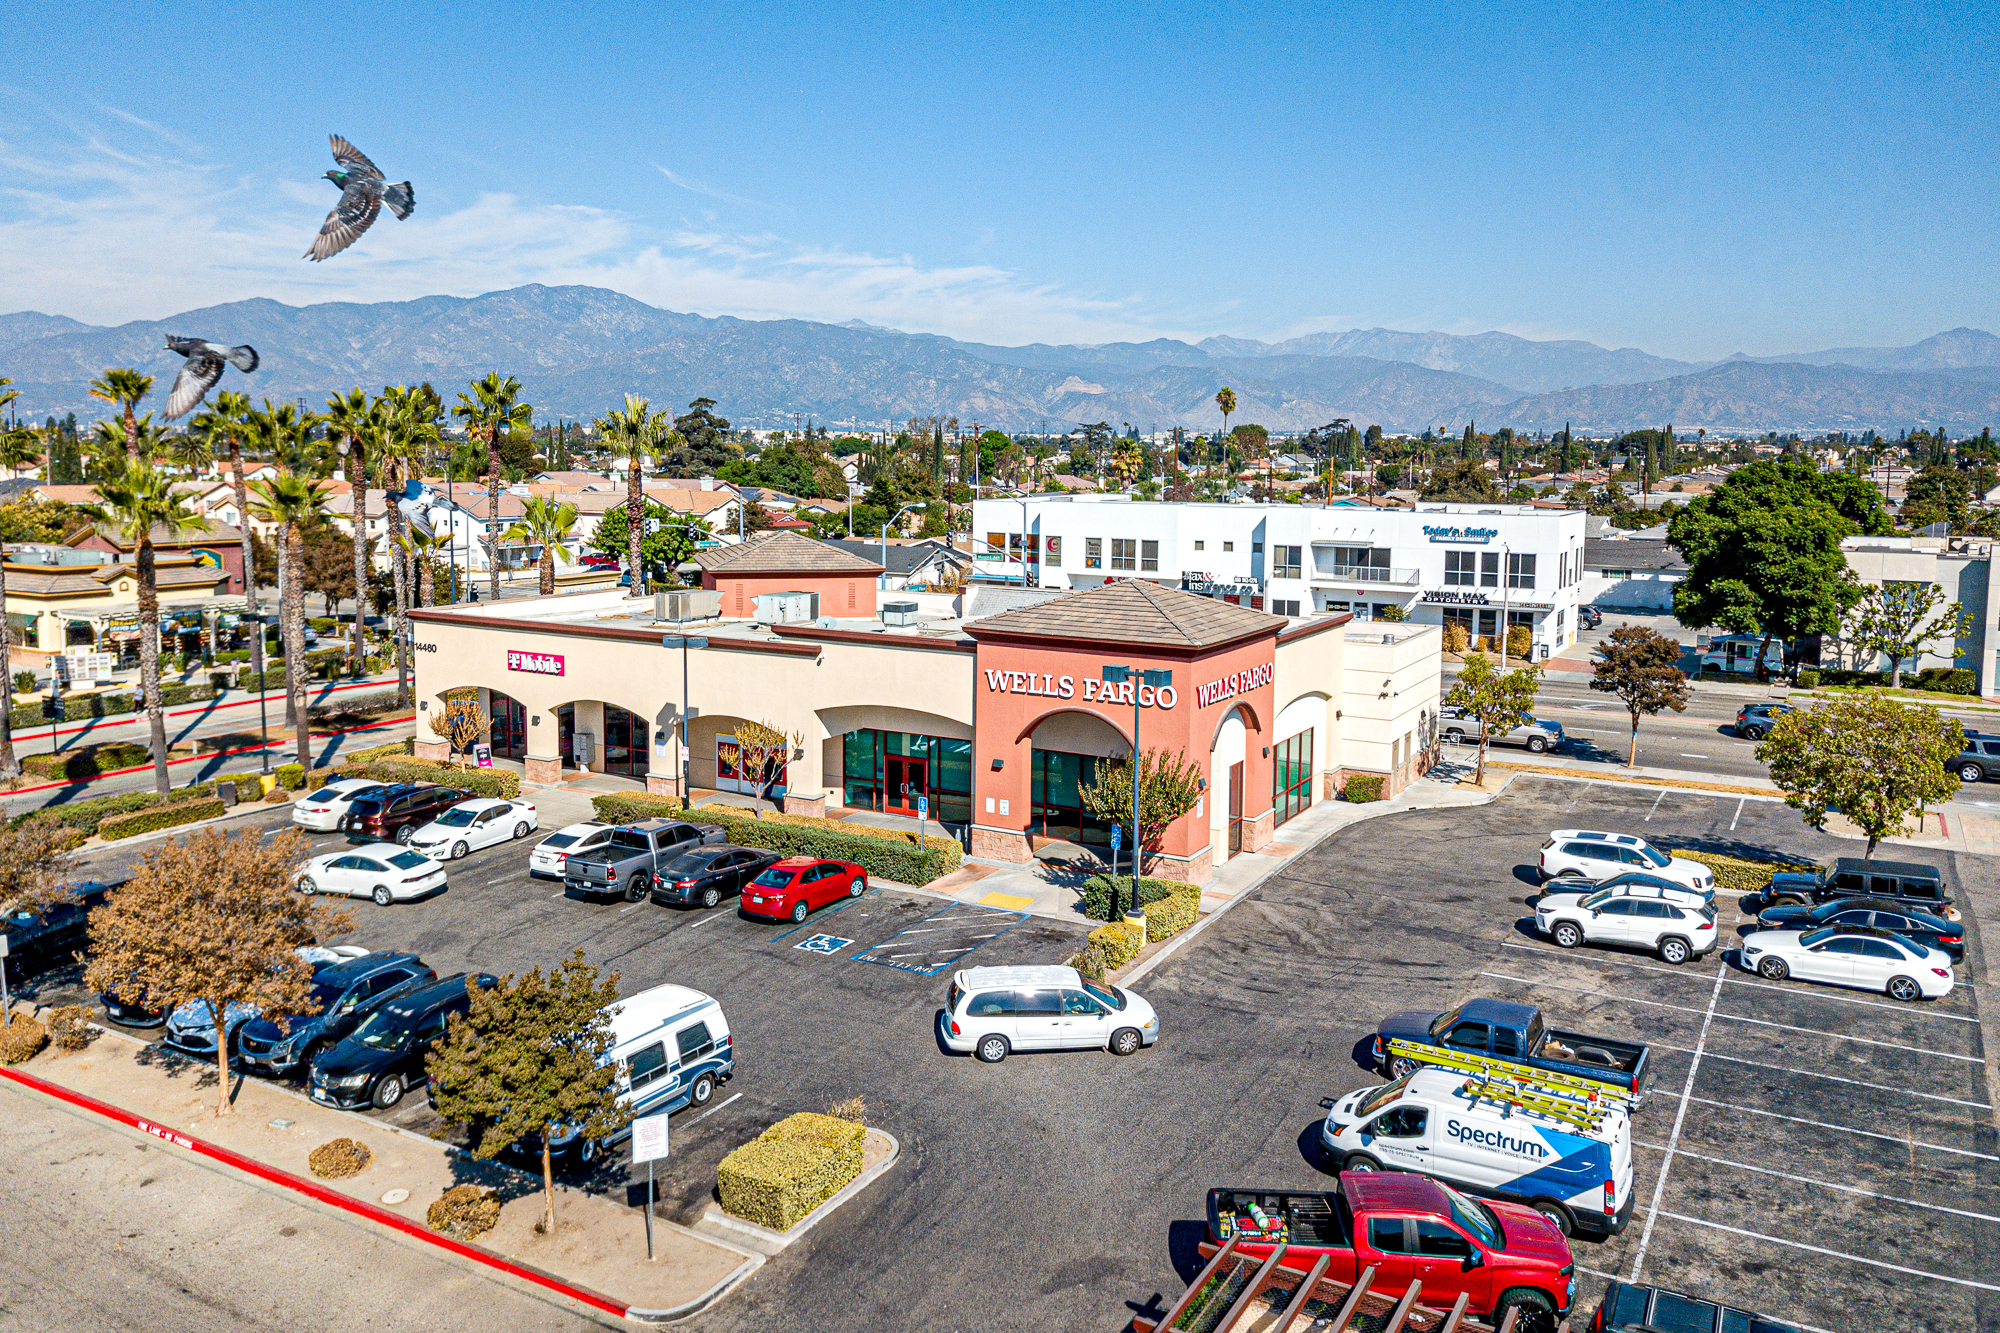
794,934,853,956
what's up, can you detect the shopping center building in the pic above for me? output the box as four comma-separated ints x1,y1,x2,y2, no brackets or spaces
971,495,1588,659
408,532,1443,884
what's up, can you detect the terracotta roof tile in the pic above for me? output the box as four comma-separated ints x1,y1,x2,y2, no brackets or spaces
966,579,1283,649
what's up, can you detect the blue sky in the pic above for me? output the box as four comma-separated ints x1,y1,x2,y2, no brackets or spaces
3,0,1994,359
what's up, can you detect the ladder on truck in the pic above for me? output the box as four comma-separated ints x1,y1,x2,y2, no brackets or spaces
1385,1037,1638,1117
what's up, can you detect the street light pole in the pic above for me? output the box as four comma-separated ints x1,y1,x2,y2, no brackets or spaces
1500,541,1512,670
661,632,709,810
246,612,271,772
1099,664,1173,919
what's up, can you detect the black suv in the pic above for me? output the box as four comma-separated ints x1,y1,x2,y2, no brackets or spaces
1734,701,1794,739
1577,605,1603,629
1951,731,2000,782
5,879,120,979
1590,1280,1801,1332
309,972,496,1109
236,952,435,1077
342,783,470,844
1755,896,1964,962
1762,856,1954,919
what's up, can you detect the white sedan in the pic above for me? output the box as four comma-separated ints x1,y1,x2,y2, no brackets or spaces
297,845,447,906
529,820,615,879
291,778,390,833
405,798,540,860
1538,829,1714,894
1739,924,1955,1001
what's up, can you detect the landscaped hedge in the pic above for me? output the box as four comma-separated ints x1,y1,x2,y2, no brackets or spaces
591,794,962,885
346,740,413,763
1654,843,1816,896
1341,773,1384,803
717,1112,866,1232
5,684,219,733
14,776,261,837
274,763,306,790
22,742,154,781
1069,919,1146,978
336,756,519,799
1081,874,1202,940
97,797,226,841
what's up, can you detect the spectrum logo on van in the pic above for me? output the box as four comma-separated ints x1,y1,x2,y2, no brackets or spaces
1447,1118,1548,1158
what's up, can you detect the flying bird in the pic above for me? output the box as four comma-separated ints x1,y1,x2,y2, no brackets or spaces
305,134,414,262
163,337,259,419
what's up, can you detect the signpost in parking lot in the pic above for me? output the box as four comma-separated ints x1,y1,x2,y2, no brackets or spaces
631,1112,670,1259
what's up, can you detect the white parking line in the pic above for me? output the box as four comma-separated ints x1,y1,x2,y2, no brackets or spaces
1729,796,1744,830
1679,753,1708,759
1645,790,1666,821
1646,1211,2000,1292
1635,1141,2000,1222
685,910,732,928
687,1092,742,1125
1628,960,1723,1281
1495,941,1981,1022
1645,1041,1991,1109
1479,972,1985,1063
1680,1096,2000,1160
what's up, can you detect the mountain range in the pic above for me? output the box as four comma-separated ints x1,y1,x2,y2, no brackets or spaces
2,285,1997,436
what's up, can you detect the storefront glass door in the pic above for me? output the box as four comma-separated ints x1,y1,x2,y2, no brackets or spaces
884,756,928,814
602,704,649,777
1227,761,1244,856
489,693,526,760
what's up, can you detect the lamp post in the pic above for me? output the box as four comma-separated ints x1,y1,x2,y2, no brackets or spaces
660,632,710,810
1099,663,1173,919
881,503,925,590
244,611,271,773
1499,541,1512,669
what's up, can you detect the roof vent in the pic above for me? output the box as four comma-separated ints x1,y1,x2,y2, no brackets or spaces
881,600,919,628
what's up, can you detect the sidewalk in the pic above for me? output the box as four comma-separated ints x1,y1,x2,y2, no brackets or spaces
2,1022,760,1322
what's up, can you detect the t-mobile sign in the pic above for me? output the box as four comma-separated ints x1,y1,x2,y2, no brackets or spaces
507,650,565,676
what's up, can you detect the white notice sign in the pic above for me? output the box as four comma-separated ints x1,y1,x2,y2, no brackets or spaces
631,1112,670,1164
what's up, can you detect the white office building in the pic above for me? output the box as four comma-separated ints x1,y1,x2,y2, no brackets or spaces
972,496,1588,656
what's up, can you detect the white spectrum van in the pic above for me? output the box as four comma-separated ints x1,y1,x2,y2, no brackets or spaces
1319,1068,1634,1239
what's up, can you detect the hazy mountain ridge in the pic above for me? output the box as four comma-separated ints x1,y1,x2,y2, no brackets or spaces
1,285,1995,434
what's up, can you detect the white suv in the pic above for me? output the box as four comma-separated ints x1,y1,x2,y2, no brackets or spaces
940,965,1158,1063
1539,830,1714,894
1536,885,1720,963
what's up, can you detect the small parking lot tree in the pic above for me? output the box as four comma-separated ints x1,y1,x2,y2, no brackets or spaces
428,687,488,768
426,950,632,1235
1444,650,1543,784
84,827,352,1114
1081,747,1203,881
1589,624,1692,765
733,718,802,818
1757,695,1963,857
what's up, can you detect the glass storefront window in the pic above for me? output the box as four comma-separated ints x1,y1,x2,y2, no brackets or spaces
1275,729,1313,827
840,729,971,821
1031,749,1113,846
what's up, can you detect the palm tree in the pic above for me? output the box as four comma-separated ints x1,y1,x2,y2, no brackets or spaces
322,388,374,672
187,391,260,623
395,528,450,610
1214,387,1236,470
452,374,531,601
0,380,26,780
502,495,580,595
247,473,333,776
88,368,154,457
87,461,209,794
376,384,440,705
598,394,658,598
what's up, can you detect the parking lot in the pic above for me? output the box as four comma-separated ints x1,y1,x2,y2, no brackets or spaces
32,777,2000,1332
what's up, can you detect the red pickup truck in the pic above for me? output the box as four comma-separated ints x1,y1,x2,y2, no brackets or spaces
1207,1172,1575,1327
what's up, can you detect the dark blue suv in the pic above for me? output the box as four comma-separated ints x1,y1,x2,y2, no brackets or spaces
237,952,434,1077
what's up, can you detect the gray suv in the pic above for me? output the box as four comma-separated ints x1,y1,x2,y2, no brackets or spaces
1952,732,2000,783
1439,705,1564,753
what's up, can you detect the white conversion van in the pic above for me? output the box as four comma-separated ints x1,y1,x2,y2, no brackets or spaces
1319,1068,1633,1239
546,984,733,1163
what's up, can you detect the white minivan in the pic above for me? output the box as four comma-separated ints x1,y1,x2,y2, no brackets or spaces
545,983,734,1163
941,964,1158,1063
1320,1068,1634,1240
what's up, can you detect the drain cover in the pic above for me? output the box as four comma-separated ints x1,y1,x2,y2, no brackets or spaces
380,1188,410,1206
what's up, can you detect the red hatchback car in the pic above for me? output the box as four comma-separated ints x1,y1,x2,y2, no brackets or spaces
740,856,867,922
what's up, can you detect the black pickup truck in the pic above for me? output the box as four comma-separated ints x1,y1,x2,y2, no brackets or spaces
1759,857,1956,921
1375,998,1652,1106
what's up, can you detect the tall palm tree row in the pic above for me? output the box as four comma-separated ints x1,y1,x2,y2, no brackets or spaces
599,394,658,598
503,495,580,596
453,374,531,602
88,368,153,458
395,528,449,611
322,388,375,671
247,473,332,776
188,391,261,624
87,461,208,795
376,384,440,706
244,401,323,725
0,377,24,780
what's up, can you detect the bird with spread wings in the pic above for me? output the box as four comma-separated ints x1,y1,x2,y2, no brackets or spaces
162,337,259,420
305,134,414,262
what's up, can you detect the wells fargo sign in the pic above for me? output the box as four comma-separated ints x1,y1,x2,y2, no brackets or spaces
982,668,1179,710
1194,662,1274,708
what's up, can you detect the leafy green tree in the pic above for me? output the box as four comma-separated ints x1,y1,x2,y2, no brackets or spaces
1078,747,1204,880
1668,459,1890,671
427,952,632,1235
589,501,711,581
1443,651,1543,785
667,397,736,474
1900,464,1973,531
1421,458,1503,503
1757,696,1961,857
1848,582,1965,688
1589,625,1691,765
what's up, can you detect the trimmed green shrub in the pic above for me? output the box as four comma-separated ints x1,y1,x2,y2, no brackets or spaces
307,617,338,633
1086,918,1145,970
336,757,519,799
10,781,261,837
0,1015,48,1065
274,763,306,790
11,670,37,693
157,683,215,707
592,794,962,885
346,740,413,763
1795,668,1820,689
1081,874,1202,941
1653,844,1814,896
717,1112,866,1231
1911,667,1976,695
1342,773,1384,802
97,798,226,841
22,742,154,782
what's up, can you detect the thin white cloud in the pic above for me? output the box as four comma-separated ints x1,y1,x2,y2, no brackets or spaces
0,106,1173,347
652,163,769,210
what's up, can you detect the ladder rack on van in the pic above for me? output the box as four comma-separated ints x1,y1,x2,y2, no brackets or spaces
1385,1038,1638,1116
1454,1073,1616,1136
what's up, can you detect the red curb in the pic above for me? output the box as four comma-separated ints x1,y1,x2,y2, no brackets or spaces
0,1063,630,1320
29,676,393,744
5,717,415,798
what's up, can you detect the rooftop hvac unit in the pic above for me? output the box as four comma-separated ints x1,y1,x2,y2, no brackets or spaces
880,600,919,628
657,588,722,623
754,590,819,625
